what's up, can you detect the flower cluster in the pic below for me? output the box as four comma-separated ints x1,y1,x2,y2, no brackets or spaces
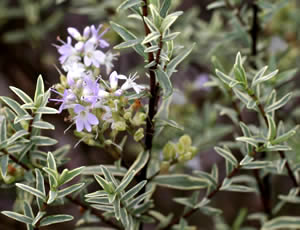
51,25,146,135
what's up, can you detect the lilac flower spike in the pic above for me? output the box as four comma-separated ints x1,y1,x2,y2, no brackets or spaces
74,104,99,132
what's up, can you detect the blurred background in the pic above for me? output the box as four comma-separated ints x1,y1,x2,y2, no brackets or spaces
0,0,300,229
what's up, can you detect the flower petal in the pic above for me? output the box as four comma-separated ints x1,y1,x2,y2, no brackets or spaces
68,27,81,40
76,118,84,132
87,113,99,125
74,104,85,114
109,71,118,89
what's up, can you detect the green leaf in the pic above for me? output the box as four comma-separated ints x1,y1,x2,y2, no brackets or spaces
101,166,118,187
36,107,59,114
161,12,182,33
23,201,34,219
57,183,85,198
1,211,33,224
94,175,114,194
117,0,143,11
265,93,292,113
114,38,143,49
233,52,247,86
116,170,136,193
0,155,8,178
47,190,58,204
215,69,238,87
16,183,46,200
0,117,7,142
39,215,73,227
121,180,147,202
153,174,209,190
262,216,300,230
242,161,271,169
34,75,45,104
43,168,58,188
110,22,145,57
47,152,57,171
221,185,255,193
142,31,160,44
0,96,28,116
9,86,33,104
35,169,46,196
82,165,127,176
59,166,85,185
7,130,29,145
31,136,58,146
32,211,46,226
166,44,194,76
144,17,159,33
267,115,277,141
214,146,238,166
14,114,33,124
193,170,217,187
160,0,171,17
120,207,130,229
114,198,121,220
207,1,226,10
271,126,299,145
252,67,278,87
125,151,149,180
233,88,253,106
32,121,55,130
155,68,173,98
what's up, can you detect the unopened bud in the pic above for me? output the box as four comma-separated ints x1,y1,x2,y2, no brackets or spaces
163,142,176,161
112,121,126,131
134,128,144,142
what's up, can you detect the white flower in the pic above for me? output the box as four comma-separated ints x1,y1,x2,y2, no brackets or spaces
83,41,105,67
66,62,86,85
119,73,145,94
100,51,119,74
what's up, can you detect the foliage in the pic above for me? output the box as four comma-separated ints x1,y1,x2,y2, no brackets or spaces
0,0,300,230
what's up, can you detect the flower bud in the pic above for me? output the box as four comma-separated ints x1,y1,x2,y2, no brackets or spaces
178,152,193,163
163,142,176,161
124,111,132,120
134,128,144,142
176,141,185,155
104,140,113,145
132,112,146,126
179,135,192,148
112,121,127,131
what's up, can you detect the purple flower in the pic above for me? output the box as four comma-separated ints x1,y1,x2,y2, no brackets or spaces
83,41,105,67
194,74,211,91
74,104,99,132
50,89,76,113
57,36,77,64
82,77,103,106
90,24,110,48
67,26,90,41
